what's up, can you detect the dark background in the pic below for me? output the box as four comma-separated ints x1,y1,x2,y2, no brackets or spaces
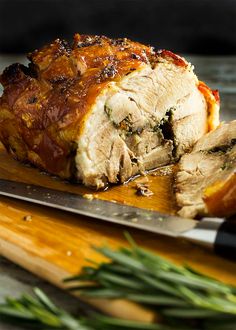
0,0,236,54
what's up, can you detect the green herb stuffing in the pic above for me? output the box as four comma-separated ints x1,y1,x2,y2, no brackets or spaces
207,139,236,155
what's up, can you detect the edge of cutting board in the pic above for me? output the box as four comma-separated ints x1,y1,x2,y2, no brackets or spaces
1,145,236,322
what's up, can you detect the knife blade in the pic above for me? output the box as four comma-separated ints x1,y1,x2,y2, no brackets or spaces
0,179,235,261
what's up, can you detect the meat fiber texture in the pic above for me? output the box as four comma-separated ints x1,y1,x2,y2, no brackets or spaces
0,34,219,188
176,121,236,218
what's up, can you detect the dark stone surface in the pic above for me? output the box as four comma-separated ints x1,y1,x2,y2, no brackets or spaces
187,56,236,121
0,0,236,54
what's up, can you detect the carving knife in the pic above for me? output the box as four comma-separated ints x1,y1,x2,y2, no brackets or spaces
0,178,235,261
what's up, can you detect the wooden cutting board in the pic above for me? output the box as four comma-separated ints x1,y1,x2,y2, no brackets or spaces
0,143,236,322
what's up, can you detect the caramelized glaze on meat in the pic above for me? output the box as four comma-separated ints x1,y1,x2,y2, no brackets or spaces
0,34,220,188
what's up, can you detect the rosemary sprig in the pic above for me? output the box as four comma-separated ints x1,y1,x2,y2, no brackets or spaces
0,288,180,330
65,233,236,328
0,287,90,330
1,234,236,330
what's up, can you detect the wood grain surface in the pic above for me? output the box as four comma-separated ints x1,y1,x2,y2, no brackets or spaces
0,143,236,321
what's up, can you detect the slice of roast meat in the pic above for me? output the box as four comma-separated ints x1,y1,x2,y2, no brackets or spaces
203,171,236,218
0,34,219,188
176,121,236,218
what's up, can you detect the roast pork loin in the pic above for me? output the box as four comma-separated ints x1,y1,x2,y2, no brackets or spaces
0,34,219,188
176,121,236,218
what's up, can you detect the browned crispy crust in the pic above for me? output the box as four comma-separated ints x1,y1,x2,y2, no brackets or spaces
203,172,236,217
0,34,219,180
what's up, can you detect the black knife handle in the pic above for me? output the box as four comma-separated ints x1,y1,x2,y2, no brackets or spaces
214,218,236,261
